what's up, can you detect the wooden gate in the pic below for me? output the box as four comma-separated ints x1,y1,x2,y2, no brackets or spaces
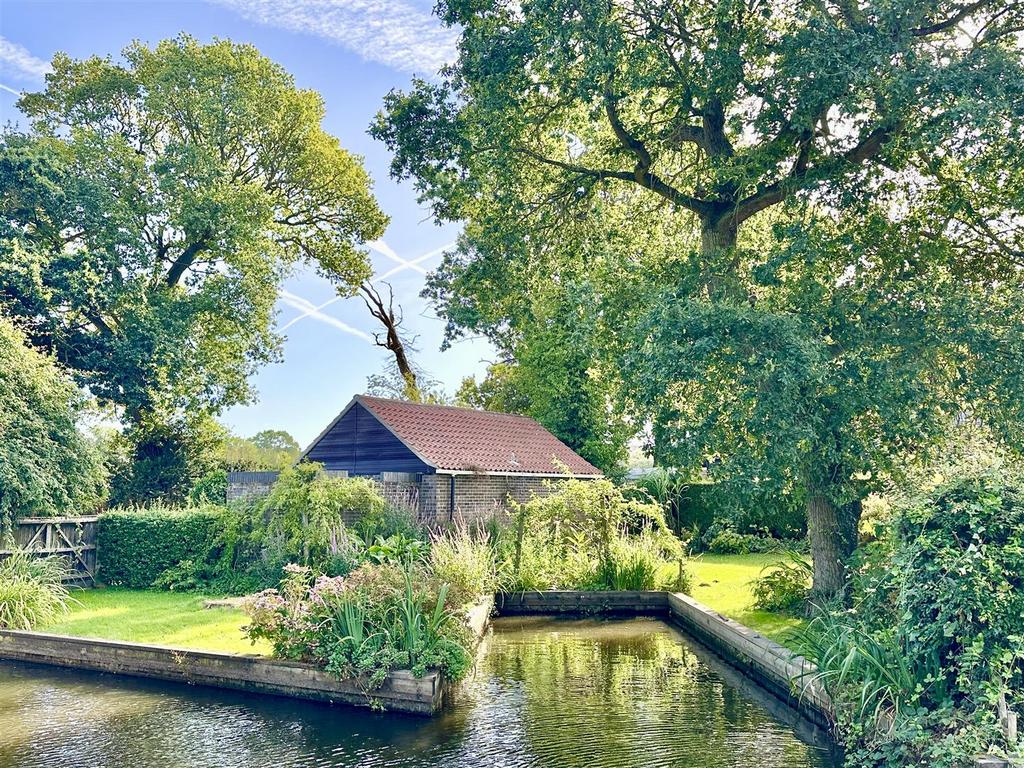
2,516,99,586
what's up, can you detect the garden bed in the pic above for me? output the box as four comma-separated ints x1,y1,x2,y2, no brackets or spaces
2,596,495,716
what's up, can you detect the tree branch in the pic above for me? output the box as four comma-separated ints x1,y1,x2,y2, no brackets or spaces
731,122,899,226
502,145,713,217
165,234,211,287
912,0,993,36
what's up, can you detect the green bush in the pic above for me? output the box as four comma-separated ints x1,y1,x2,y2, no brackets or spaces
0,549,74,629
625,471,806,544
750,553,811,611
243,561,474,685
263,463,391,567
702,521,803,554
799,466,1024,768
97,503,226,588
501,477,687,592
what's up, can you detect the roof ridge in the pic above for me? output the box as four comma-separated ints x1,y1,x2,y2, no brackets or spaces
356,394,537,421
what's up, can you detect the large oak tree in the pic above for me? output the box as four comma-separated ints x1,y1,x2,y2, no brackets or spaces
373,0,1024,597
0,36,387,499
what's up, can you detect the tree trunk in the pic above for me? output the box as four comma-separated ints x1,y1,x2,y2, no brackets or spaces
807,493,861,600
700,218,741,302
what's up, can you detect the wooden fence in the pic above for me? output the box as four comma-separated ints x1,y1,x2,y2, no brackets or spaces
1,516,98,585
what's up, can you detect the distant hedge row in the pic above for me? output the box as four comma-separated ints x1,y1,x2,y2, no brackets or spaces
97,504,226,587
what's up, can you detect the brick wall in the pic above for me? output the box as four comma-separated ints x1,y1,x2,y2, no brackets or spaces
427,474,570,524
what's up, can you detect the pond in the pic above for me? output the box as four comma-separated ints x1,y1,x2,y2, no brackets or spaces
0,616,840,768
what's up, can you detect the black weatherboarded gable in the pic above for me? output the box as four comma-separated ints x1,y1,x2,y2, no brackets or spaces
304,401,432,476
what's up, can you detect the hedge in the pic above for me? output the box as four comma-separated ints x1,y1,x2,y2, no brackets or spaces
97,504,226,588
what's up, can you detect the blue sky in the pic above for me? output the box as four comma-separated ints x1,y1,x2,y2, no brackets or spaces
0,0,495,448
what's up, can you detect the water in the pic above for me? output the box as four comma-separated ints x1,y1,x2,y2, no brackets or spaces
0,616,840,768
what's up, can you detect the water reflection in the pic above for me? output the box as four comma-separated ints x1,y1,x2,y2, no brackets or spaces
0,616,840,768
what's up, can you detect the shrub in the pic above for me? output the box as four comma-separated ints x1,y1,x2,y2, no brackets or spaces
97,502,226,587
751,553,811,612
701,521,804,554
190,469,228,505
798,466,1024,767
243,561,473,685
501,478,687,592
262,463,392,569
0,549,74,629
625,472,806,542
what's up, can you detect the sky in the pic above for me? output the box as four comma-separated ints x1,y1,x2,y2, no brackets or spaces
0,0,495,448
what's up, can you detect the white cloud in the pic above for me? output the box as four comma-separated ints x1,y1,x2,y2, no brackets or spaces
369,239,454,281
0,36,51,83
278,289,373,341
210,0,458,74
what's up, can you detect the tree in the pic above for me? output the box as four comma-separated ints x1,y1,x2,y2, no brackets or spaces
0,36,387,500
222,429,301,471
0,317,106,532
456,362,531,414
361,282,422,400
250,430,301,456
373,0,1024,596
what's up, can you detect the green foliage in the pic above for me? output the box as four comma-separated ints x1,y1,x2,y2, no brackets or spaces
429,523,498,604
798,466,1024,767
595,530,674,591
0,549,74,629
97,502,226,588
455,362,530,414
221,430,300,472
751,554,812,612
701,521,803,555
151,467,419,595
453,286,632,475
151,559,206,592
374,0,1024,598
0,317,106,531
627,472,806,542
1,36,385,501
501,478,686,592
107,414,225,506
243,561,473,684
190,468,228,505
262,463,390,570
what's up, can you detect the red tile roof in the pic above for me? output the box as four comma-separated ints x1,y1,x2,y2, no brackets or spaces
356,395,602,476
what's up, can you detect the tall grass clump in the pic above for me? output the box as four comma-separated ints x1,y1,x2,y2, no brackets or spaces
0,549,75,629
429,523,497,604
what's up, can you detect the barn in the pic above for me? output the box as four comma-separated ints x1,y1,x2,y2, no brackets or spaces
228,395,602,522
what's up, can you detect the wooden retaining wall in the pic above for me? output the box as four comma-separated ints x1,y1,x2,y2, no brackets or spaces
0,630,446,714
1,516,98,585
665,592,832,728
0,597,494,716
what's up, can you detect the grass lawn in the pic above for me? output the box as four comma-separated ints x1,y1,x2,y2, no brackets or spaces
680,553,808,644
40,588,269,655
35,557,799,654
